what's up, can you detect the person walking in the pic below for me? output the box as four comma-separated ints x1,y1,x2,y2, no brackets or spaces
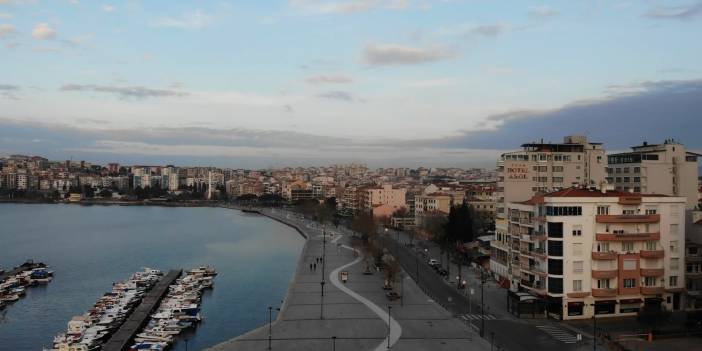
310,263,313,271
314,263,317,271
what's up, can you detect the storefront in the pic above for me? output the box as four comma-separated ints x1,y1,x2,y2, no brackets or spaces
594,300,616,315
567,301,584,317
618,299,642,314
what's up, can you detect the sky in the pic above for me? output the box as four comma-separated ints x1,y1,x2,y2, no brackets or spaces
1,0,701,168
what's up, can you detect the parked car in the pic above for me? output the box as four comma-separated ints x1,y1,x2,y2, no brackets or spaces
428,259,439,267
437,268,448,276
386,291,400,301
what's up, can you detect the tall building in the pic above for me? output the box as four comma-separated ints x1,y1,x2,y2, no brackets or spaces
495,187,686,320
493,135,607,281
358,184,406,212
607,140,700,209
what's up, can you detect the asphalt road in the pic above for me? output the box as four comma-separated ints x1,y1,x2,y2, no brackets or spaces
385,236,592,351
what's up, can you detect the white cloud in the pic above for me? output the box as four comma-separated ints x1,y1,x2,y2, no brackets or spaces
362,43,453,66
529,6,558,19
0,13,12,19
289,0,411,15
102,4,115,13
150,10,210,29
470,22,510,37
306,74,353,84
32,23,56,40
0,23,15,38
406,78,455,88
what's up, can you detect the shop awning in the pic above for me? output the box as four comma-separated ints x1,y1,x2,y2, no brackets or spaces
619,299,643,304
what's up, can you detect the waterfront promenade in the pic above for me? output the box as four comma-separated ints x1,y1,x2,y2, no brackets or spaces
207,208,489,351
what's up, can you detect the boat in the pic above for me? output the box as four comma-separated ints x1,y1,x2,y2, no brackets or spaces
49,268,164,351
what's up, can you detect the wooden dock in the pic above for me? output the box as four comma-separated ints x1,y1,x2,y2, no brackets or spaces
0,260,45,282
101,269,182,351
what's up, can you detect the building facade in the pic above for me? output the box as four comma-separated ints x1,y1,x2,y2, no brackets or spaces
501,187,686,320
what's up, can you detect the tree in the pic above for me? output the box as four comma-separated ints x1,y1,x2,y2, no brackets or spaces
383,254,401,288
351,211,377,242
437,202,475,283
637,303,671,333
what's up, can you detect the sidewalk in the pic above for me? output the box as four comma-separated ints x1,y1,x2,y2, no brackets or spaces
207,208,490,351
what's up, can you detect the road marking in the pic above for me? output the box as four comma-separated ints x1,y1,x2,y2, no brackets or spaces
536,325,579,344
460,314,498,321
329,240,402,351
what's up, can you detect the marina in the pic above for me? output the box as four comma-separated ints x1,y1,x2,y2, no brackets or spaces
0,260,53,310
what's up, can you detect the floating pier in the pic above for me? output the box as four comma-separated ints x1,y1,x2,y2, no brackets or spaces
0,260,46,282
101,269,182,351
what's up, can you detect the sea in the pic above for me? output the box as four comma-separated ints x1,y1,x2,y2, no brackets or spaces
0,203,304,351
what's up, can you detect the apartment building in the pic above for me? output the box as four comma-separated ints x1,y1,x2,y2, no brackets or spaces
414,191,465,226
493,135,607,281
496,187,686,320
607,140,700,209
358,184,406,213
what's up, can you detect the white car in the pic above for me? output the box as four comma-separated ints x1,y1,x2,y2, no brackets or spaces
428,259,439,267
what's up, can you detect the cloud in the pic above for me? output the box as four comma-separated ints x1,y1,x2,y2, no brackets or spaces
417,79,702,151
0,84,20,99
470,23,510,37
406,78,455,88
0,13,12,19
644,2,702,20
0,23,15,38
305,74,353,84
102,4,115,12
289,0,409,15
362,43,453,66
317,90,354,101
529,6,558,19
150,10,210,29
60,84,189,99
32,23,56,40
0,118,503,168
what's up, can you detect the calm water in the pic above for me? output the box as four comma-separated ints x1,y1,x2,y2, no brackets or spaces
0,204,304,351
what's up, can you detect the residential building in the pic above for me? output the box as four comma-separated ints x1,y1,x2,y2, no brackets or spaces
607,140,700,209
499,187,686,320
685,210,702,309
358,184,406,214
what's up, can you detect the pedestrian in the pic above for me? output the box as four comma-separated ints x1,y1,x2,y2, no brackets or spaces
313,263,317,271
310,263,313,271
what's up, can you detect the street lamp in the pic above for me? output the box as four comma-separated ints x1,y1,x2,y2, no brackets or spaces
400,272,404,307
480,270,486,337
387,305,392,349
184,338,189,351
268,306,273,350
332,336,337,351
320,280,326,319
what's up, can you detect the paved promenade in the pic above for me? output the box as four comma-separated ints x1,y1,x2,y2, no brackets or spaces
207,208,489,351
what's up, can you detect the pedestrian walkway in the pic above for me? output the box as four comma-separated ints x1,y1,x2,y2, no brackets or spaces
460,313,498,321
536,325,579,344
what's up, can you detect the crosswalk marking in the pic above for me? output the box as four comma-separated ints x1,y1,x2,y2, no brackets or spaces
460,313,497,321
536,325,578,344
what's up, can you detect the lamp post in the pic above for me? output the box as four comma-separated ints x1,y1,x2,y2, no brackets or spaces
387,305,392,349
322,225,327,296
320,280,325,319
480,270,486,337
332,336,337,351
184,338,189,351
400,272,404,307
268,306,273,350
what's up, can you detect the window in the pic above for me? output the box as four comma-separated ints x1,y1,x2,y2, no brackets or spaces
644,276,656,286
622,242,634,252
615,168,621,174
572,225,582,236
671,258,679,270
597,206,609,215
623,278,636,288
597,279,610,289
623,177,630,182
623,167,630,173
634,187,641,193
669,276,678,287
573,261,584,274
533,165,547,172
597,242,610,252
616,177,622,183
573,280,582,292
552,177,564,183
645,208,657,215
573,243,583,256
670,240,678,253
623,259,637,270
634,177,641,183
634,167,640,173
645,241,657,250
623,209,636,215
553,166,564,172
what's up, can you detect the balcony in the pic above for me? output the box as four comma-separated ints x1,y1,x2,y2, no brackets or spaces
640,250,664,258
592,269,618,279
596,214,660,224
532,232,547,241
592,288,617,297
640,268,664,277
531,247,547,258
592,251,617,260
596,232,660,241
567,292,590,298
641,286,665,295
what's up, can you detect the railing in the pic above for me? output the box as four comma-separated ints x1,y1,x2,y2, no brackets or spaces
640,268,664,277
592,269,618,279
641,286,665,295
592,251,617,260
592,288,617,297
640,250,664,259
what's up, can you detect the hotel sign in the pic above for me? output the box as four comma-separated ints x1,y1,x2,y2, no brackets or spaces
506,163,529,181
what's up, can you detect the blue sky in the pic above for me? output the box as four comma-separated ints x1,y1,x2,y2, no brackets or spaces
1,0,701,167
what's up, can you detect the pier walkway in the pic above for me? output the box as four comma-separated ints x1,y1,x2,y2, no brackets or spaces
207,208,490,351
102,269,182,351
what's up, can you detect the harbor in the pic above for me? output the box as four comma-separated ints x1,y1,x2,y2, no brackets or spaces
101,269,182,351
0,260,53,310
